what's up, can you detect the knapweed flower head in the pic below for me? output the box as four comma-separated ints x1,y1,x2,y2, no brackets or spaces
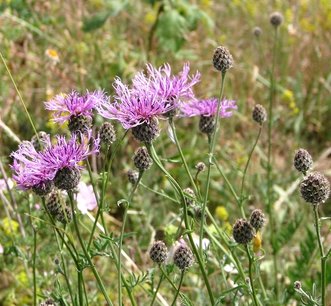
133,63,200,117
180,98,237,118
45,90,107,124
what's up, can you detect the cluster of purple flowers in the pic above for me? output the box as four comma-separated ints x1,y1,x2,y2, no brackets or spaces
11,62,237,193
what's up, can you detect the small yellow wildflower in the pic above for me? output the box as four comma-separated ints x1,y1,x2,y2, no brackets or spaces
215,206,229,221
1,217,19,235
45,48,60,63
253,231,262,253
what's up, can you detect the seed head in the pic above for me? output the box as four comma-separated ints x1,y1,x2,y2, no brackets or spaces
173,244,194,270
300,172,330,204
213,46,233,73
195,162,206,172
233,219,254,244
250,209,265,231
199,115,215,135
46,191,62,215
56,205,72,224
149,241,168,264
131,117,160,143
99,122,116,146
252,104,267,125
39,298,56,306
294,281,301,290
32,180,54,197
133,147,153,172
127,169,139,184
54,167,81,191
183,187,195,206
253,27,262,37
270,12,283,27
294,149,313,174
68,115,92,135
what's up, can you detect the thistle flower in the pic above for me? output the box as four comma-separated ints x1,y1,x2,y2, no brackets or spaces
180,98,237,135
300,172,330,205
233,219,254,244
173,243,194,270
45,90,107,133
97,78,172,142
213,46,233,73
132,63,200,117
183,187,195,206
127,169,139,184
250,209,265,231
99,122,116,146
270,12,283,27
195,161,206,172
252,104,267,125
149,240,168,264
133,147,153,172
294,148,313,174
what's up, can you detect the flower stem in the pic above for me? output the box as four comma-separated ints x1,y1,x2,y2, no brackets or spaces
68,192,113,306
118,172,143,306
245,245,259,306
313,205,326,306
201,73,227,248
171,271,185,306
150,271,164,306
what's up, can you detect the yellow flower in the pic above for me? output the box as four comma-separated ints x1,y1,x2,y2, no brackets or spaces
215,206,229,221
282,89,298,115
1,217,19,235
253,231,262,253
45,48,60,63
144,10,157,25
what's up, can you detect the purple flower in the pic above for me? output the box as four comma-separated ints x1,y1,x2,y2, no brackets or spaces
76,181,97,214
180,98,237,118
132,63,200,104
45,90,108,123
97,78,172,129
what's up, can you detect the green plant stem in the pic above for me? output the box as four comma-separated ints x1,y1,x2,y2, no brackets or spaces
159,265,180,292
88,131,127,249
0,51,39,139
171,271,185,306
169,120,199,198
201,72,227,253
150,272,164,306
245,245,259,306
239,126,262,211
32,227,37,306
267,26,279,298
313,205,326,306
118,172,143,306
77,271,84,306
146,143,215,305
68,192,113,306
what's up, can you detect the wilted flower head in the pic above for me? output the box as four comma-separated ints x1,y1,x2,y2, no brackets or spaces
45,90,107,124
97,78,172,130
133,63,200,107
180,98,237,118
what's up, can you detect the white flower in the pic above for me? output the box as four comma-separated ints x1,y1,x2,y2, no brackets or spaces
76,182,97,214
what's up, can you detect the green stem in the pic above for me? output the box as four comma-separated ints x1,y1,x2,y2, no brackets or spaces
150,271,164,306
313,205,326,306
32,227,37,306
171,271,185,306
68,192,113,306
118,172,143,306
0,51,39,139
201,73,227,253
245,245,259,306
146,143,215,305
239,127,262,211
159,266,180,292
77,271,84,306
267,27,279,298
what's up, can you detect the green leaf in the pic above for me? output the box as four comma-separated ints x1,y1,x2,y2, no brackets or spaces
82,11,110,32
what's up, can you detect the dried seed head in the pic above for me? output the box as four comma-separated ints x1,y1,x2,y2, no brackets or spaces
54,167,81,191
199,115,215,135
183,187,195,206
294,281,301,290
131,117,160,143
149,240,168,264
39,298,56,306
252,104,267,125
270,12,283,27
173,244,194,270
250,209,265,231
31,131,48,151
300,172,330,205
127,169,139,184
46,191,62,215
32,180,54,196
99,122,116,146
133,147,153,171
253,27,262,37
294,149,313,174
56,205,72,224
233,219,254,244
68,115,92,135
213,46,233,73
195,162,206,172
